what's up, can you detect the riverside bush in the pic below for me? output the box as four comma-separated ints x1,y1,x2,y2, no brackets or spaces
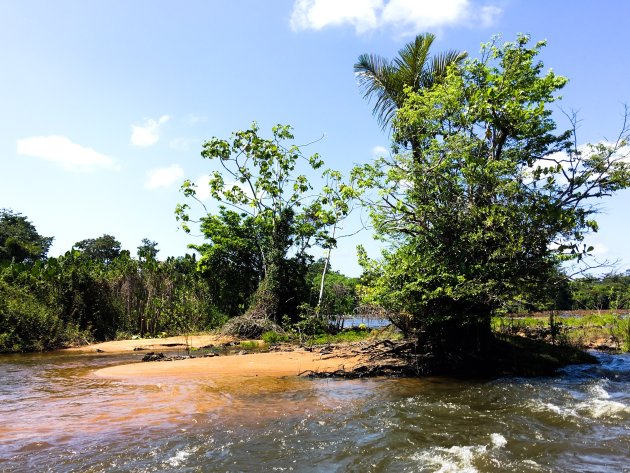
262,331,288,344
0,281,87,352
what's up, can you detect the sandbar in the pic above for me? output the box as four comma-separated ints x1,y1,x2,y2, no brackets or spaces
65,334,234,353
95,349,364,379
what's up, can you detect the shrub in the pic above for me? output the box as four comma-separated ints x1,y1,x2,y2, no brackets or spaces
0,281,87,352
262,331,288,344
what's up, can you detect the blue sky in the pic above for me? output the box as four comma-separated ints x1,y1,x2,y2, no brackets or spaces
1,0,628,277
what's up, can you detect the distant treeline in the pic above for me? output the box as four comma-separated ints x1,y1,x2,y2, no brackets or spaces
567,274,630,311
0,209,357,352
505,272,630,314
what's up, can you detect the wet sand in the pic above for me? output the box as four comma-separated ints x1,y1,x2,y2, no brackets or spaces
65,334,235,353
95,349,364,379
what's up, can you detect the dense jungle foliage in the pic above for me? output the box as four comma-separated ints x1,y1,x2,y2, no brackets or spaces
0,209,357,352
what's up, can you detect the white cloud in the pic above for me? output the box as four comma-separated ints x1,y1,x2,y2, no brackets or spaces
16,135,117,172
291,0,382,33
290,0,501,34
478,5,502,27
184,114,207,126
194,174,212,201
131,115,170,147
372,145,389,157
169,137,197,152
382,0,467,30
145,164,184,190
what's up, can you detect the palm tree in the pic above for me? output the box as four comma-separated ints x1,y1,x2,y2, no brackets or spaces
354,33,467,131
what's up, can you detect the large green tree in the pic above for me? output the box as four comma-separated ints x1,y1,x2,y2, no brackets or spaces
177,123,354,324
189,208,264,316
73,234,122,265
354,35,630,351
0,209,53,264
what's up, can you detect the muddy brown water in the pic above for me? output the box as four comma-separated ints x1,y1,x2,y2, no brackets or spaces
0,350,628,472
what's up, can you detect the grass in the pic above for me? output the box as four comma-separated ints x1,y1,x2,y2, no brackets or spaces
492,311,630,352
308,325,402,345
310,329,372,345
239,340,263,349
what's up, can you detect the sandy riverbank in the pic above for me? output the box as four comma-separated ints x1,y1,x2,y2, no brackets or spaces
65,334,235,353
79,333,600,381
95,348,365,379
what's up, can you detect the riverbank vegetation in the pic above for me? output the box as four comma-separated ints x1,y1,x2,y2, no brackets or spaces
0,208,359,352
2,35,630,372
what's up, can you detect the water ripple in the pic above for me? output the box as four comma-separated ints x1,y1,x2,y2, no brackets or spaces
0,352,628,472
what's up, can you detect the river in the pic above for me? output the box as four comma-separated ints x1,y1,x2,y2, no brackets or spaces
0,350,628,472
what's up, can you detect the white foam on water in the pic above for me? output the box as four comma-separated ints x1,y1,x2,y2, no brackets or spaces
411,445,487,472
529,385,629,421
576,398,630,419
411,432,508,472
166,448,193,467
587,380,611,399
577,379,629,419
531,401,578,419
490,433,507,449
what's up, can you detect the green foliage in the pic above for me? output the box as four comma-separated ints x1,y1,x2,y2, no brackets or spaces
355,32,467,129
306,259,358,315
292,303,328,338
191,208,263,316
354,35,630,347
137,238,159,262
619,318,630,352
0,280,87,352
73,234,122,265
569,273,630,310
0,209,53,265
261,331,288,344
178,123,354,323
310,328,373,345
0,210,228,352
493,312,630,352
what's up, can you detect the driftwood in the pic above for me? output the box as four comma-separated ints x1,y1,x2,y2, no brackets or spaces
220,313,285,339
293,338,431,379
298,362,421,379
365,341,417,361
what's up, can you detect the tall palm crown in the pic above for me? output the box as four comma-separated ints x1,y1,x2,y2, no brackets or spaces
354,33,467,130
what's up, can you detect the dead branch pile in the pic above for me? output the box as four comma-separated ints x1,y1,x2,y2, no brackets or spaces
220,313,285,339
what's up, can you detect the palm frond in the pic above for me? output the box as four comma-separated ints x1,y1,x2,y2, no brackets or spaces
424,50,468,87
355,33,466,130
394,33,435,90
354,54,399,129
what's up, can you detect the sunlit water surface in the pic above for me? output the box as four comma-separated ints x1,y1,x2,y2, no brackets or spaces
0,350,628,472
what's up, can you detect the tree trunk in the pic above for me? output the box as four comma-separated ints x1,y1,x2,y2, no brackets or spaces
317,222,337,310
423,316,493,354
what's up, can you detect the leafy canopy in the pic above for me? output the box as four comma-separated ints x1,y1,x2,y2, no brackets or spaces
354,35,630,335
177,123,355,321
73,234,122,265
0,209,53,265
